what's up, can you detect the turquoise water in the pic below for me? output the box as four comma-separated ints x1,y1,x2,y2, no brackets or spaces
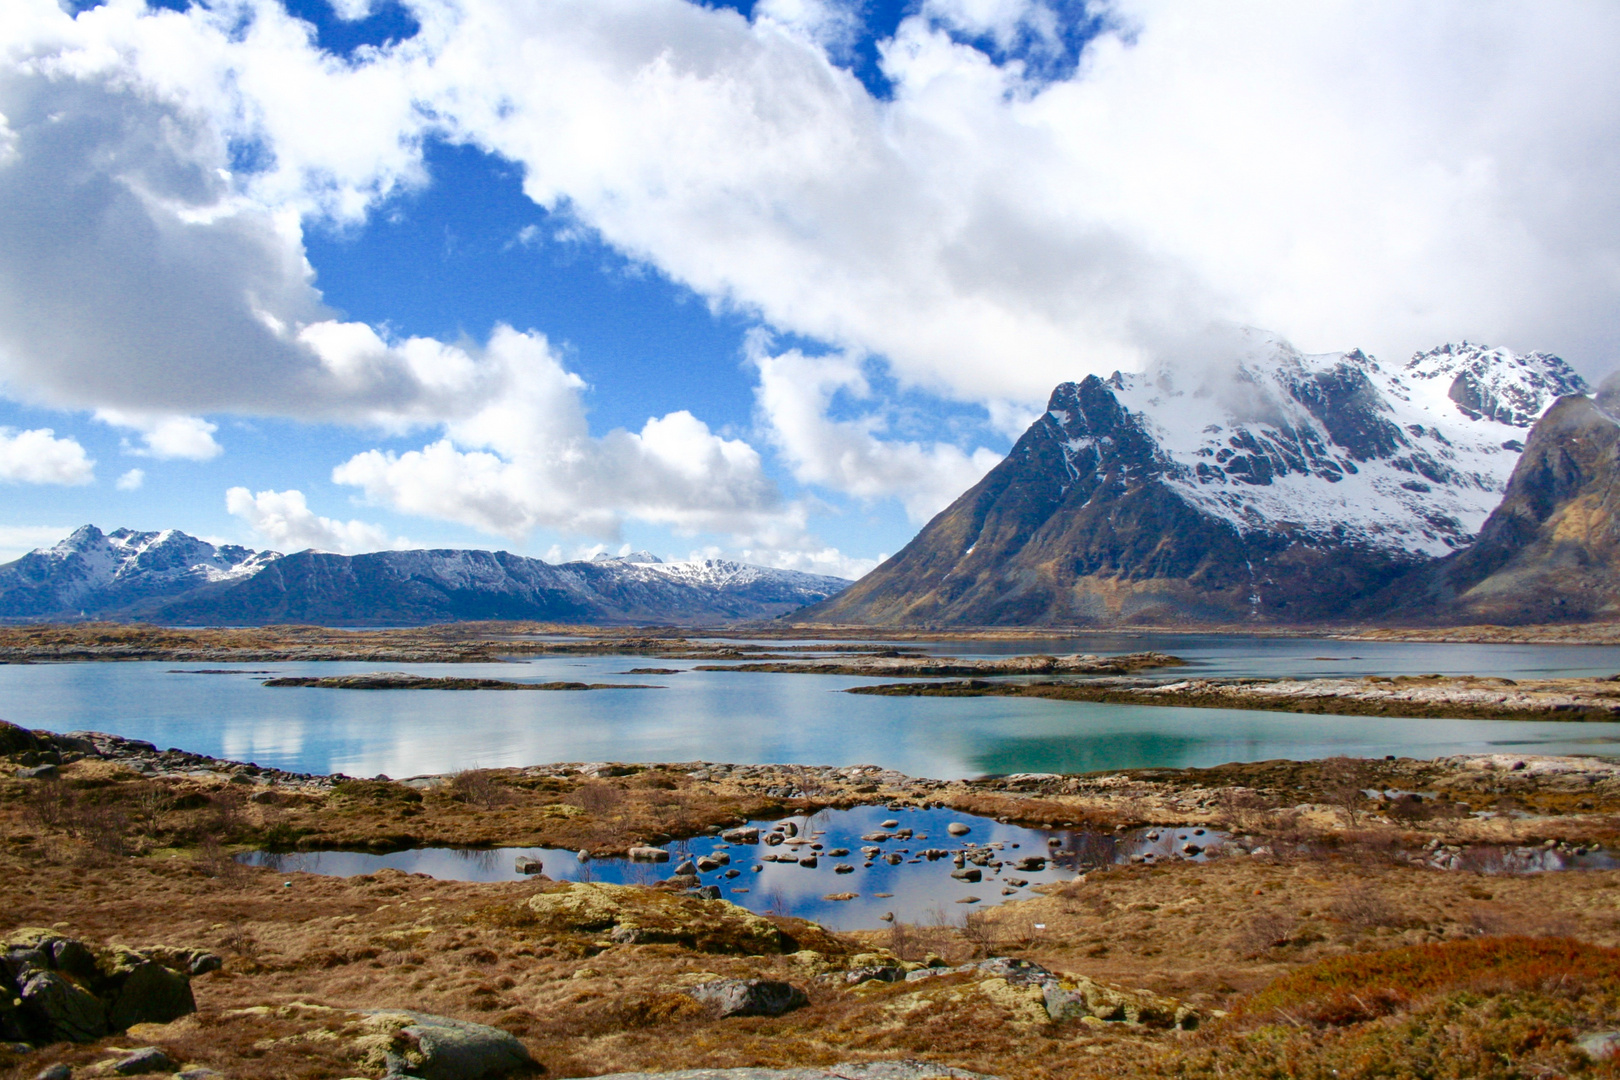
4,635,1620,778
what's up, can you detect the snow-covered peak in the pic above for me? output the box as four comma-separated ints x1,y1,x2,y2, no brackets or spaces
1404,342,1587,427
591,550,663,564
1045,339,1588,558
30,526,279,590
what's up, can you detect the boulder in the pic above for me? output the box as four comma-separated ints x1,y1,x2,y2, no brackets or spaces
513,856,543,875
720,827,759,844
949,868,981,883
20,971,108,1043
15,765,59,780
946,823,971,837
357,1009,536,1080
684,979,808,1018
628,847,670,862
111,1046,175,1075
107,961,196,1031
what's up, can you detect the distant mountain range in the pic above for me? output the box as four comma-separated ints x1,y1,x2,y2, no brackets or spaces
0,529,850,626
806,338,1615,627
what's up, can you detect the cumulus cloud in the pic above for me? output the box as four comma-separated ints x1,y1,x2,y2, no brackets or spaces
2,0,1619,560
753,344,1001,523
226,485,407,553
0,427,94,485
116,468,145,491
330,326,796,540
96,411,223,461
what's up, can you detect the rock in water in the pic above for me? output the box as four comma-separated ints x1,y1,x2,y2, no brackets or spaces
357,1009,536,1080
513,856,543,875
684,979,809,1018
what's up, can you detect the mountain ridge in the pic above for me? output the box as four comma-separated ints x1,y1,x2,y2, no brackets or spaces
803,338,1592,627
0,527,850,626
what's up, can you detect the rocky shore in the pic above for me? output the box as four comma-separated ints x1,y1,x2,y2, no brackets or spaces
850,671,1620,722
262,673,662,691
694,652,1183,677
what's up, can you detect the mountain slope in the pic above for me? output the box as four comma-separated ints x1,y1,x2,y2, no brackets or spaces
804,338,1585,627
1377,392,1620,624
0,532,849,626
0,526,278,619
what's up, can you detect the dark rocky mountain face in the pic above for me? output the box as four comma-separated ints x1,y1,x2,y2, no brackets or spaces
0,533,849,626
804,339,1586,627
1376,394,1620,625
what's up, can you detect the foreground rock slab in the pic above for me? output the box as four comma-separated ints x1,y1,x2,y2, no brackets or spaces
358,1009,537,1080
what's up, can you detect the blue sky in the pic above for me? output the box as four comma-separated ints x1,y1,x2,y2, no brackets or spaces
0,0,1616,570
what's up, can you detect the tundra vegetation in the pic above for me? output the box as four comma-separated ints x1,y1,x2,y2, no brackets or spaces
3,717,1620,1078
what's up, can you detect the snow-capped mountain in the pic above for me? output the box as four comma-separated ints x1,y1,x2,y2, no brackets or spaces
806,337,1589,627
0,526,280,618
1067,337,1586,558
0,531,850,626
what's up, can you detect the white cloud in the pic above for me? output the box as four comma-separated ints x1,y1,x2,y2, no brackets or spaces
96,411,223,460
116,468,145,491
0,524,74,563
225,486,407,554
2,0,1619,558
752,343,1001,523
330,325,799,541
0,427,94,485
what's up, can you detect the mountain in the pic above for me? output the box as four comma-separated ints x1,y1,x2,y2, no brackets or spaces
0,529,850,626
0,526,279,619
803,337,1588,627
1377,389,1620,624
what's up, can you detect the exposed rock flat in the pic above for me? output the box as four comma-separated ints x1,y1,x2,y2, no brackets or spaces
263,672,660,691
695,652,1182,677
849,673,1620,721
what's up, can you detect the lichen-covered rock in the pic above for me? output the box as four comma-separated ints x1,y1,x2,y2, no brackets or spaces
107,958,196,1030
526,883,794,954
355,1009,536,1080
20,970,108,1043
684,979,808,1018
1040,975,1195,1029
0,928,201,1046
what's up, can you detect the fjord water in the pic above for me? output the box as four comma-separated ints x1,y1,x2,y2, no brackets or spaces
4,635,1620,778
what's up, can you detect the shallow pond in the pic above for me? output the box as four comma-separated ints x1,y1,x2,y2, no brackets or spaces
235,803,1619,930
238,805,1231,930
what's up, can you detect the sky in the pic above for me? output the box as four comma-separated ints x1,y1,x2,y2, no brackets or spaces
0,0,1617,573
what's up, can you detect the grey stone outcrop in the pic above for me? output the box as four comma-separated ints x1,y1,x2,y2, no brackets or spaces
357,1009,537,1080
684,979,809,1018
0,928,202,1048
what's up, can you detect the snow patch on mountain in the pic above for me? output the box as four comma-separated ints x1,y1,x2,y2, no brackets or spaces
1047,337,1587,557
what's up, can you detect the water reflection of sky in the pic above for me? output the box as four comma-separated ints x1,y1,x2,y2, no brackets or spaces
238,805,1228,930
4,637,1620,779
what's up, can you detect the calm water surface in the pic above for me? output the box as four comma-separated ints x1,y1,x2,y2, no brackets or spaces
4,635,1620,778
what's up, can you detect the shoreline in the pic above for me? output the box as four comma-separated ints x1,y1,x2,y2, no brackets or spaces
847,673,1620,723
6,620,1620,664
